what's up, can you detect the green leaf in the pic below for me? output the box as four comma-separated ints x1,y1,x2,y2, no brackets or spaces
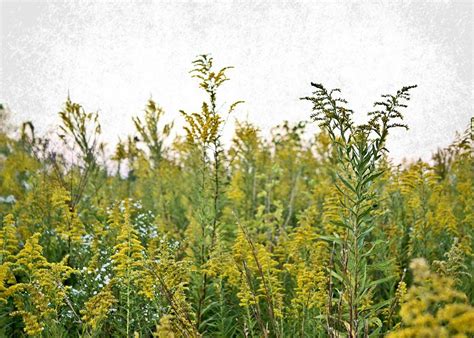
336,172,356,194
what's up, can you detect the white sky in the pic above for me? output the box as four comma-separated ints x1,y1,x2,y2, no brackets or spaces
1,0,472,161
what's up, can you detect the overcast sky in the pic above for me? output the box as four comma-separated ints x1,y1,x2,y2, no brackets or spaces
1,0,472,161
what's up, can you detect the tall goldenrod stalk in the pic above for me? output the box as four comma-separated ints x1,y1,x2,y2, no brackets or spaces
181,54,243,332
302,83,416,336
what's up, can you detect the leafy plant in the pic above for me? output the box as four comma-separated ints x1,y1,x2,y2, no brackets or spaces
302,83,417,336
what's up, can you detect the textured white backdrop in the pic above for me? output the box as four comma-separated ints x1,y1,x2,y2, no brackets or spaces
0,0,472,161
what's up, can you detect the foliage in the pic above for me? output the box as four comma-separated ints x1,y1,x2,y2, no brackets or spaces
387,258,474,337
301,83,417,336
0,55,472,337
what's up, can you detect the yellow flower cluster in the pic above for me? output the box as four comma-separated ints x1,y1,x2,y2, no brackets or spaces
111,200,154,299
283,225,327,317
0,215,18,298
50,185,85,243
388,258,474,337
181,102,222,145
226,228,284,319
148,240,195,336
154,314,177,338
0,214,18,263
81,286,117,332
6,233,76,336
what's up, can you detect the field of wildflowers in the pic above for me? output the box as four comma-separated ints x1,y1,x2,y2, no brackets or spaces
0,55,472,337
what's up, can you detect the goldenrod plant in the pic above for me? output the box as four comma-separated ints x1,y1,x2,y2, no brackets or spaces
0,56,472,337
302,83,417,336
180,54,243,334
133,99,173,168
387,258,474,337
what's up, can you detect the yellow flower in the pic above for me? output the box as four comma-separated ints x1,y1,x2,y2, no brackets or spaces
7,234,76,336
388,258,474,337
81,287,117,331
